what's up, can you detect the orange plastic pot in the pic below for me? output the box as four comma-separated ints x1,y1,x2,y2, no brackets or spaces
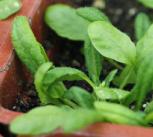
1,0,153,137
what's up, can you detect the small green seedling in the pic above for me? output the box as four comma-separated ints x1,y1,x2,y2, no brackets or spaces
0,0,21,20
9,4,153,136
135,12,151,40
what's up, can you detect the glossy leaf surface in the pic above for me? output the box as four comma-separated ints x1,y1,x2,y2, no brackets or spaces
45,4,89,41
88,21,136,65
10,106,101,135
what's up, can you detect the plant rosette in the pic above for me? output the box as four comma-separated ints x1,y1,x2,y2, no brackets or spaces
1,1,153,137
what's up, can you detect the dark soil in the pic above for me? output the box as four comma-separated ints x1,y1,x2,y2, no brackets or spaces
0,125,15,137
12,82,40,112
105,0,152,41
12,0,153,112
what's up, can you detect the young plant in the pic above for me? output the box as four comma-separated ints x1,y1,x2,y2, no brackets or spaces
9,4,153,136
45,5,109,84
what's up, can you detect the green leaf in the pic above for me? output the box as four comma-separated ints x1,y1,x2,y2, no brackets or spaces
136,24,153,66
45,4,89,41
76,7,109,22
135,12,151,40
94,101,146,125
34,62,66,103
138,0,153,9
125,24,153,109
12,16,48,74
43,67,95,89
88,21,136,65
114,65,136,89
0,0,21,20
145,111,153,123
10,106,101,135
84,38,102,84
95,87,129,101
34,62,53,104
125,55,153,110
103,69,118,87
47,82,66,99
145,100,153,114
64,86,94,108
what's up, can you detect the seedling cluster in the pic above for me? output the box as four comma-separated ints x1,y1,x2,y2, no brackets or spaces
8,3,153,136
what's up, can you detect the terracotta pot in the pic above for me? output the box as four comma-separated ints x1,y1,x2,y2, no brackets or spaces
0,0,69,108
1,0,153,137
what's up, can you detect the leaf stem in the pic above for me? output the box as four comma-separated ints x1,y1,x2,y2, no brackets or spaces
61,99,78,108
119,67,133,89
108,59,123,70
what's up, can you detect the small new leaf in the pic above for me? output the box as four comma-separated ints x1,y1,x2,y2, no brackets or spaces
135,12,151,40
103,69,118,87
114,65,136,89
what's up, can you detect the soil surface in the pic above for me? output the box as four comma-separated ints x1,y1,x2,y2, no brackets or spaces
12,0,153,112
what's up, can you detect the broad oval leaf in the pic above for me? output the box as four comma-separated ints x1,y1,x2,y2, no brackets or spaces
135,12,151,41
0,0,21,20
76,7,109,22
88,21,136,65
10,106,101,135
45,4,89,41
12,16,48,74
